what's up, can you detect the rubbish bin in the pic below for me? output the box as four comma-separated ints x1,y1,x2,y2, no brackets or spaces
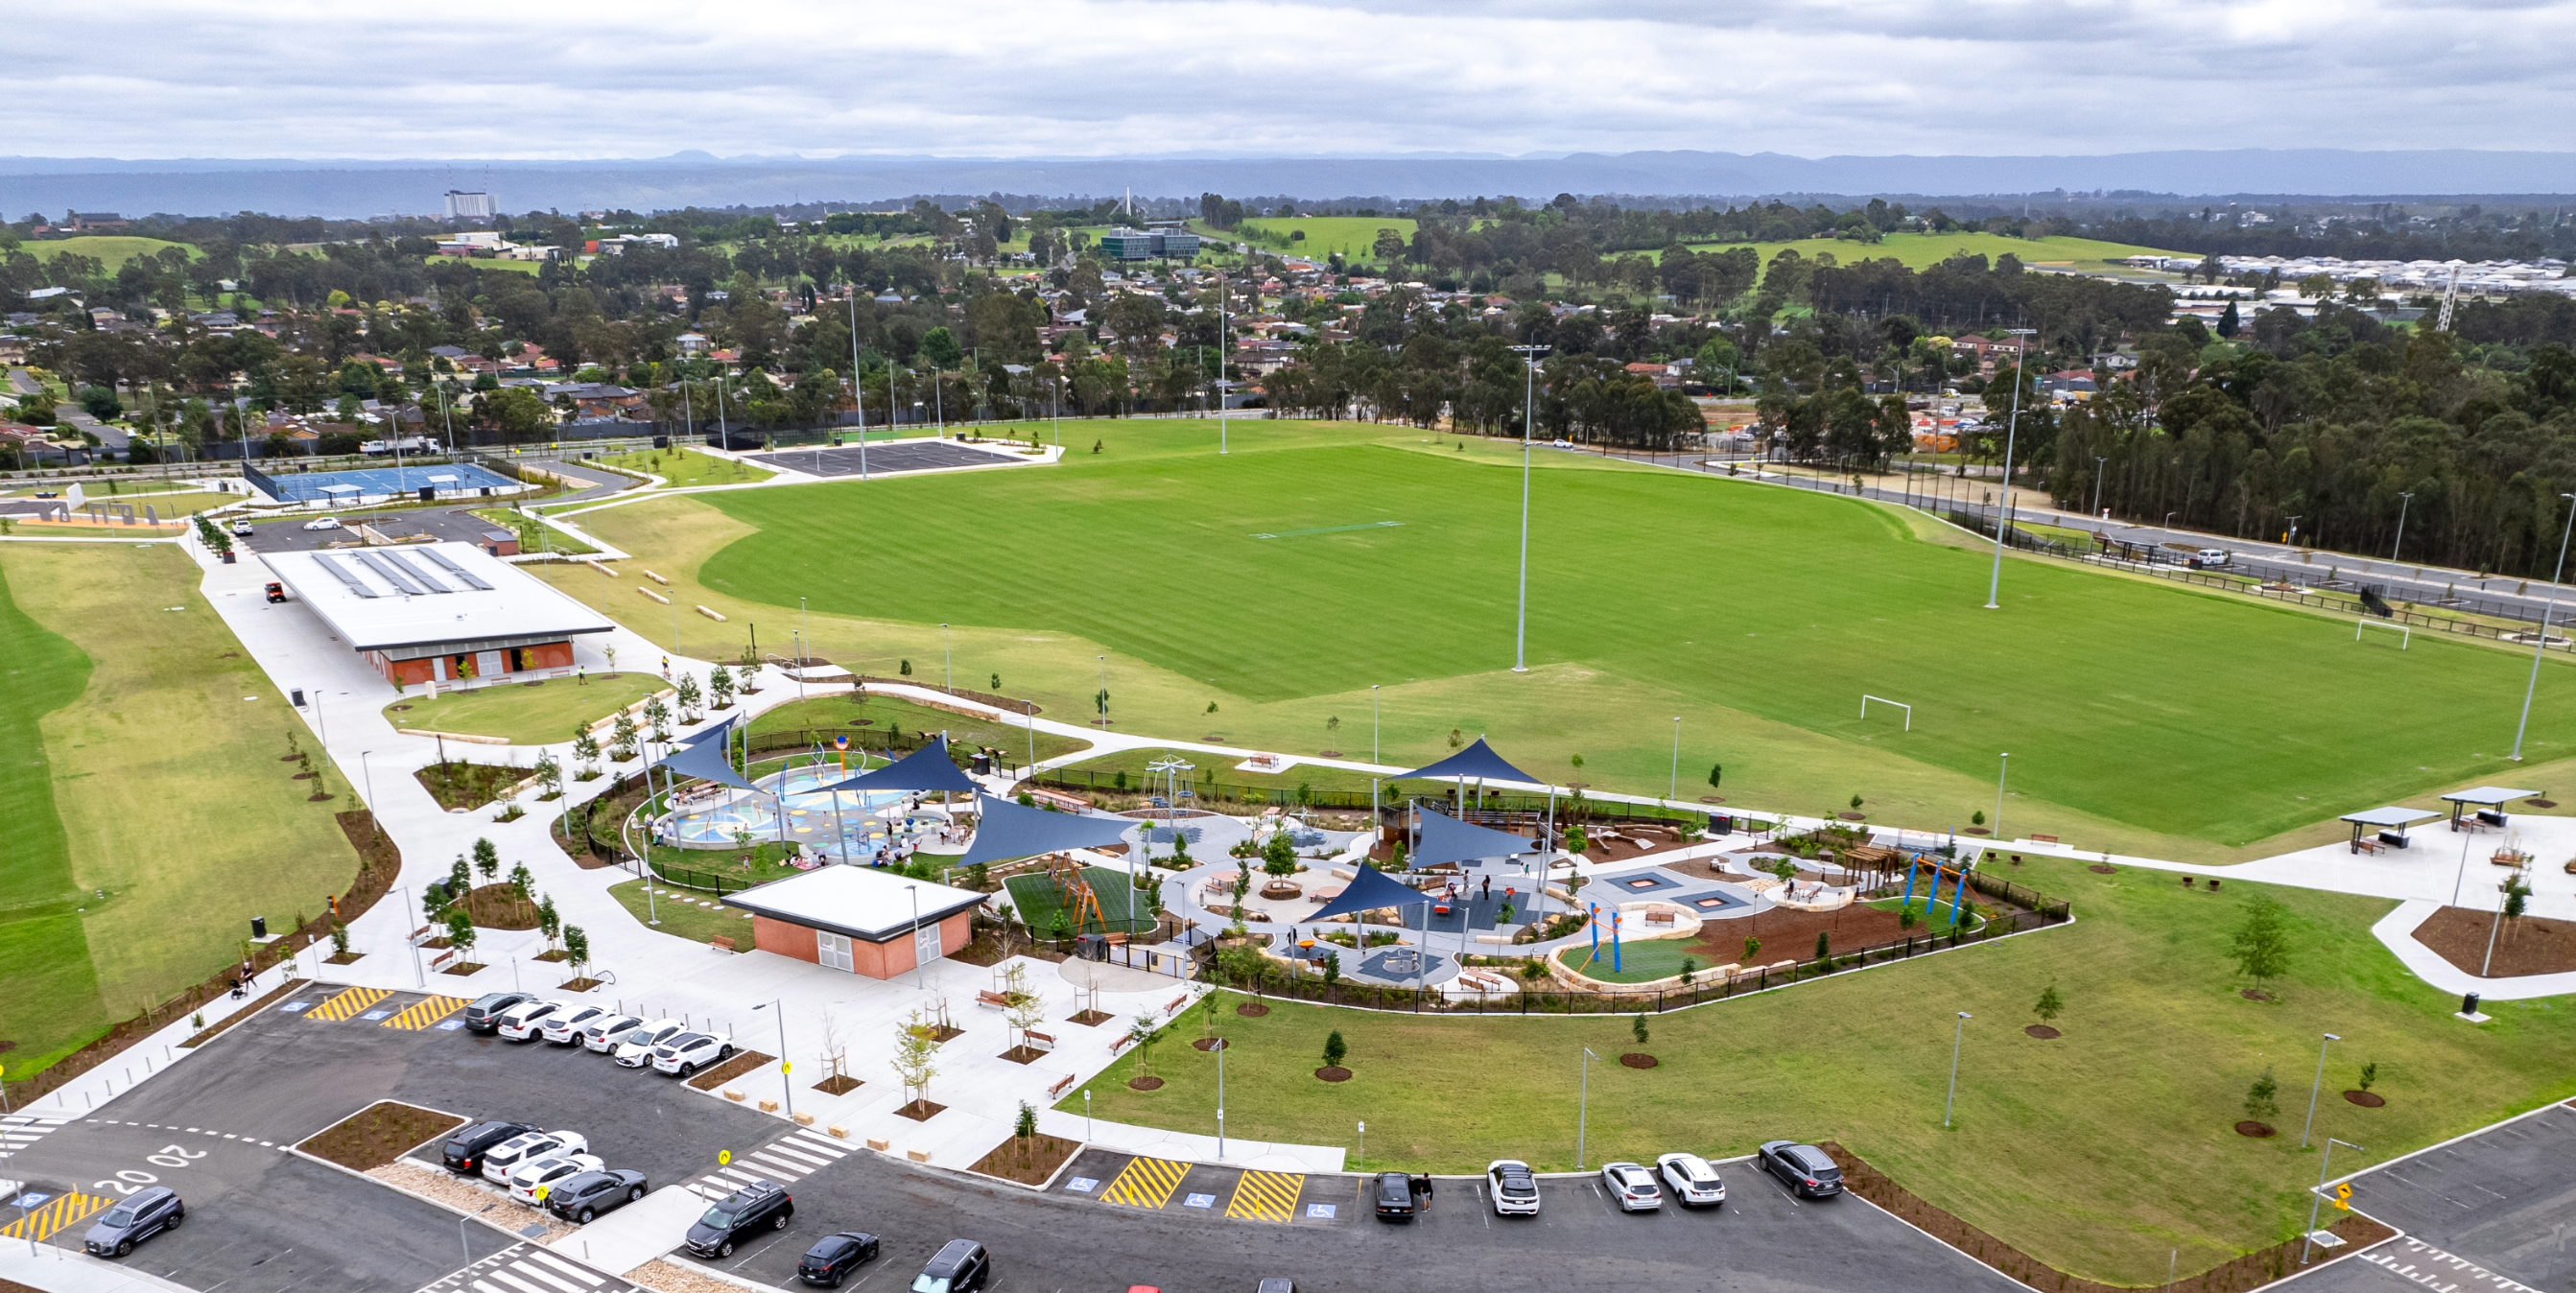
250,916,269,940
2463,992,2481,1017
1075,933,1110,962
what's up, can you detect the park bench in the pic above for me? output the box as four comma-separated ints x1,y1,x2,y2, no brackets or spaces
2029,834,2059,844
710,935,736,952
1046,1071,1077,1098
1643,910,1675,927
976,990,1015,1010
1109,1031,1136,1052
1024,1029,1057,1052
1164,994,1188,1017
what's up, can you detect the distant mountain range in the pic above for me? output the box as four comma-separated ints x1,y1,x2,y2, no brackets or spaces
6,150,2575,219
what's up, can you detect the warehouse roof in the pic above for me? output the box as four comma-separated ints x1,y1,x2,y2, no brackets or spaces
260,540,614,654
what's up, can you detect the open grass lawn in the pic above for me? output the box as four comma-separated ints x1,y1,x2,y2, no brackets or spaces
1674,230,2186,275
605,878,754,949
467,507,598,555
1050,748,1389,799
1075,857,2576,1284
665,416,2576,852
592,446,774,489
1231,216,1418,262
1554,934,1703,983
417,253,541,274
28,235,201,270
383,671,664,745
0,544,361,1078
747,694,1091,764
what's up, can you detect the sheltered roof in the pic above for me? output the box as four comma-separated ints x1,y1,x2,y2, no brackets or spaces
957,794,1136,869
2441,787,2538,806
722,864,986,943
260,541,614,655
1411,805,1539,868
679,714,736,747
1309,862,1432,923
821,734,981,795
1397,737,1544,787
2340,806,2440,827
656,732,757,791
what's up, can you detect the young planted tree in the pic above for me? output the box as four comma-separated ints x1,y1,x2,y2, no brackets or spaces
562,926,590,978
2357,1061,2378,1093
330,921,351,957
2034,983,2064,1023
892,1007,941,1110
1126,1015,1161,1079
1007,970,1048,1051
644,695,672,743
1322,950,1342,986
1014,1100,1039,1166
444,908,478,960
1631,1013,1650,1046
611,712,640,762
572,730,603,780
473,837,501,886
1322,1029,1348,1070
2230,895,2293,992
1742,935,1761,963
1814,929,1832,960
2244,1070,2281,1124
708,663,735,710
536,894,562,952
675,673,703,723
1262,828,1298,879
533,750,563,802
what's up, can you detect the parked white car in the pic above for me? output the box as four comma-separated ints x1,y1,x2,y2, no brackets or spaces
539,1004,611,1046
650,1032,736,1078
1656,1152,1725,1207
612,1019,686,1068
495,999,564,1042
508,1151,605,1207
1486,1160,1541,1215
480,1130,588,1185
580,1014,647,1054
301,516,341,531
1599,1162,1662,1212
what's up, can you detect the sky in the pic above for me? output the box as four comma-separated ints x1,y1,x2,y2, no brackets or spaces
11,0,2576,160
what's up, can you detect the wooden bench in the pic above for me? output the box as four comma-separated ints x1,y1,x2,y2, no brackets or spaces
976,990,1015,1010
1109,1031,1136,1052
1643,910,1675,927
1046,1071,1077,1098
1024,1029,1057,1053
710,935,736,952
1164,994,1188,1016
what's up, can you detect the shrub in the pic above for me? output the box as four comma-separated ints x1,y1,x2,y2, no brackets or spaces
1323,1029,1348,1069
1742,936,1761,962
1814,929,1831,959
2034,983,2064,1022
1631,1013,1649,1046
2357,1061,2377,1093
2245,1070,2280,1121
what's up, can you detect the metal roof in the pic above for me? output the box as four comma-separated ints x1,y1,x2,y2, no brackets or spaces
721,864,986,944
2439,787,2538,806
260,540,613,654
2340,806,2440,827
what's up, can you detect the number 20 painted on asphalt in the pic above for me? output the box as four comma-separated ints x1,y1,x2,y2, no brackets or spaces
95,1144,206,1193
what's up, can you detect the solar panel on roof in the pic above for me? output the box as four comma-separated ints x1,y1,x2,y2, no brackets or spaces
354,551,430,596
416,547,494,590
381,551,453,593
310,553,380,598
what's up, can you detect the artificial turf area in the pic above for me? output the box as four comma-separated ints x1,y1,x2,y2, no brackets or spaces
1001,865,1157,937
0,544,362,1078
382,670,665,744
542,416,2576,857
1071,856,2576,1285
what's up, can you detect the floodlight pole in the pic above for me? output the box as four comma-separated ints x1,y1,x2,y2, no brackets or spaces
2391,491,2412,561
754,999,793,1120
1668,717,1681,803
1944,1011,1972,1127
1983,332,2033,609
1995,753,2009,840
2299,1032,2341,1149
1372,685,1380,764
848,292,869,480
2509,491,2576,761
942,623,952,694
1577,1046,1597,1168
1510,345,1549,672
2091,456,2106,519
1217,270,1229,456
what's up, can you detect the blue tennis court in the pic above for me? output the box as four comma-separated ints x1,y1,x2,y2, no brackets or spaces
249,462,521,504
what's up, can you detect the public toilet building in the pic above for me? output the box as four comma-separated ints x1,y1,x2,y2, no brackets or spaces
260,540,615,688
722,865,987,979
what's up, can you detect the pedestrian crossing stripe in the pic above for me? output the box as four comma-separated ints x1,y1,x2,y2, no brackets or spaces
1226,1169,1304,1223
414,1237,641,1293
1099,1156,1190,1209
688,1128,854,1197
1,1190,110,1241
0,1115,73,1160
306,985,391,1023
382,995,471,1030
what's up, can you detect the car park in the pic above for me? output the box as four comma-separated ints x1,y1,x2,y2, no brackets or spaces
539,1003,611,1045
650,1031,735,1077
1758,1140,1843,1198
613,1018,686,1067
796,1231,881,1287
1657,1153,1725,1207
685,1181,792,1258
301,516,341,531
544,1168,650,1224
481,1130,588,1185
580,1013,647,1052
440,1119,541,1174
495,999,565,1042
910,1238,991,1293
82,1187,182,1258
508,1151,605,1207
461,992,535,1034
1600,1162,1662,1211
1485,1160,1541,1215
1372,1171,1416,1220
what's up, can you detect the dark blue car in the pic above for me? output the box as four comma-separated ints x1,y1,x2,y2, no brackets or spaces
83,1187,183,1258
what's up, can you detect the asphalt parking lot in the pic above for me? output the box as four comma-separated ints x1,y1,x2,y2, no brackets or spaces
7,984,2017,1293
2282,1102,2576,1293
744,438,1029,478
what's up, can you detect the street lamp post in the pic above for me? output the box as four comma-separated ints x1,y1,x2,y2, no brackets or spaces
1943,1011,1973,1127
1668,717,1681,802
907,883,925,990
942,623,952,694
359,749,377,822
1983,330,2034,609
754,999,793,1121
1995,753,2010,841
2300,1138,2365,1265
1509,345,1549,672
2510,491,2576,761
1372,685,1381,764
1215,1028,1227,1161
462,1200,496,1267
2299,1032,2342,1149
2391,491,2413,561
397,885,424,986
1576,1046,1598,1168
2091,456,2106,518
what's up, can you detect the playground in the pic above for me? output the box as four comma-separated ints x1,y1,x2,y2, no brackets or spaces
650,755,934,865
1002,861,1161,939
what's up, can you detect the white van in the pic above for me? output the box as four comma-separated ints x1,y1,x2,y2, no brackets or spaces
2194,548,2231,567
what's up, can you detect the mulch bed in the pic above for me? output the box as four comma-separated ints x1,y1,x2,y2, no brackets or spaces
1070,1009,1113,1026
178,978,312,1049
325,952,366,965
534,950,569,963
2407,904,2576,977
1000,1046,1047,1065
895,1099,946,1121
298,1100,464,1172
2088,864,2117,875
557,976,603,992
1192,1037,1228,1051
922,1024,965,1045
2345,1090,2386,1107
440,962,486,976
456,883,541,931
1127,1075,1165,1091
2236,1121,2277,1138
2025,1024,2062,1039
414,759,529,811
2240,989,2274,1001
812,1074,863,1095
1236,1002,1270,1018
1684,901,1915,965
1315,1067,1351,1082
1822,1140,2392,1293
685,1049,776,1092
1619,1052,1659,1069
2528,798,2558,808
966,1133,1081,1186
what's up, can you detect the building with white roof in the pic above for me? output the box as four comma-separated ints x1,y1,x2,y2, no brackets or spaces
721,864,988,979
259,540,614,689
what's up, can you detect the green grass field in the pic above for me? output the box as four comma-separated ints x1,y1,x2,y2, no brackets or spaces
1072,856,2576,1284
418,254,542,275
383,671,665,745
747,694,1092,764
606,878,754,949
670,417,2576,850
0,544,363,1080
1676,230,2183,276
1001,865,1156,937
27,235,201,270
467,508,598,555
593,446,774,489
1230,216,1418,262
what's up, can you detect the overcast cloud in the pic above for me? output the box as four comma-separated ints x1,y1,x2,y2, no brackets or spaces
7,0,2573,160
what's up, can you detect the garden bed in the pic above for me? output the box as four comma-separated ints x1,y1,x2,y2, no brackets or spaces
455,882,543,931
178,978,312,1049
2408,905,2576,977
413,759,532,811
298,1101,464,1172
966,1133,1080,1186
812,1074,863,1095
685,1048,775,1091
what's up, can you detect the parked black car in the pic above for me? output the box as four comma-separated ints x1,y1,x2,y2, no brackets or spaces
440,1119,542,1174
1758,1140,1844,1198
797,1231,881,1287
461,991,535,1034
911,1239,990,1293
544,1168,650,1223
1372,1171,1416,1220
83,1187,182,1258
685,1181,792,1258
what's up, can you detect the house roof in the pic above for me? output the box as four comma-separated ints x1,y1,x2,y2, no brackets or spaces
722,864,987,944
259,540,614,655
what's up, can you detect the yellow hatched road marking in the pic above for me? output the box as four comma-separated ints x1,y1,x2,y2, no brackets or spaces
305,985,391,1023
1098,1157,1189,1209
1225,1169,1304,1222
381,995,471,1030
1,1191,111,1241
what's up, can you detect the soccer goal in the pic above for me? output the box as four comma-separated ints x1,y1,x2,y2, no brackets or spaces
2355,620,2411,650
1860,694,1913,730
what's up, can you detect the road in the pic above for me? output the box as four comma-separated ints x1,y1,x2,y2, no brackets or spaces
2279,1102,2576,1293
5,994,2016,1293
